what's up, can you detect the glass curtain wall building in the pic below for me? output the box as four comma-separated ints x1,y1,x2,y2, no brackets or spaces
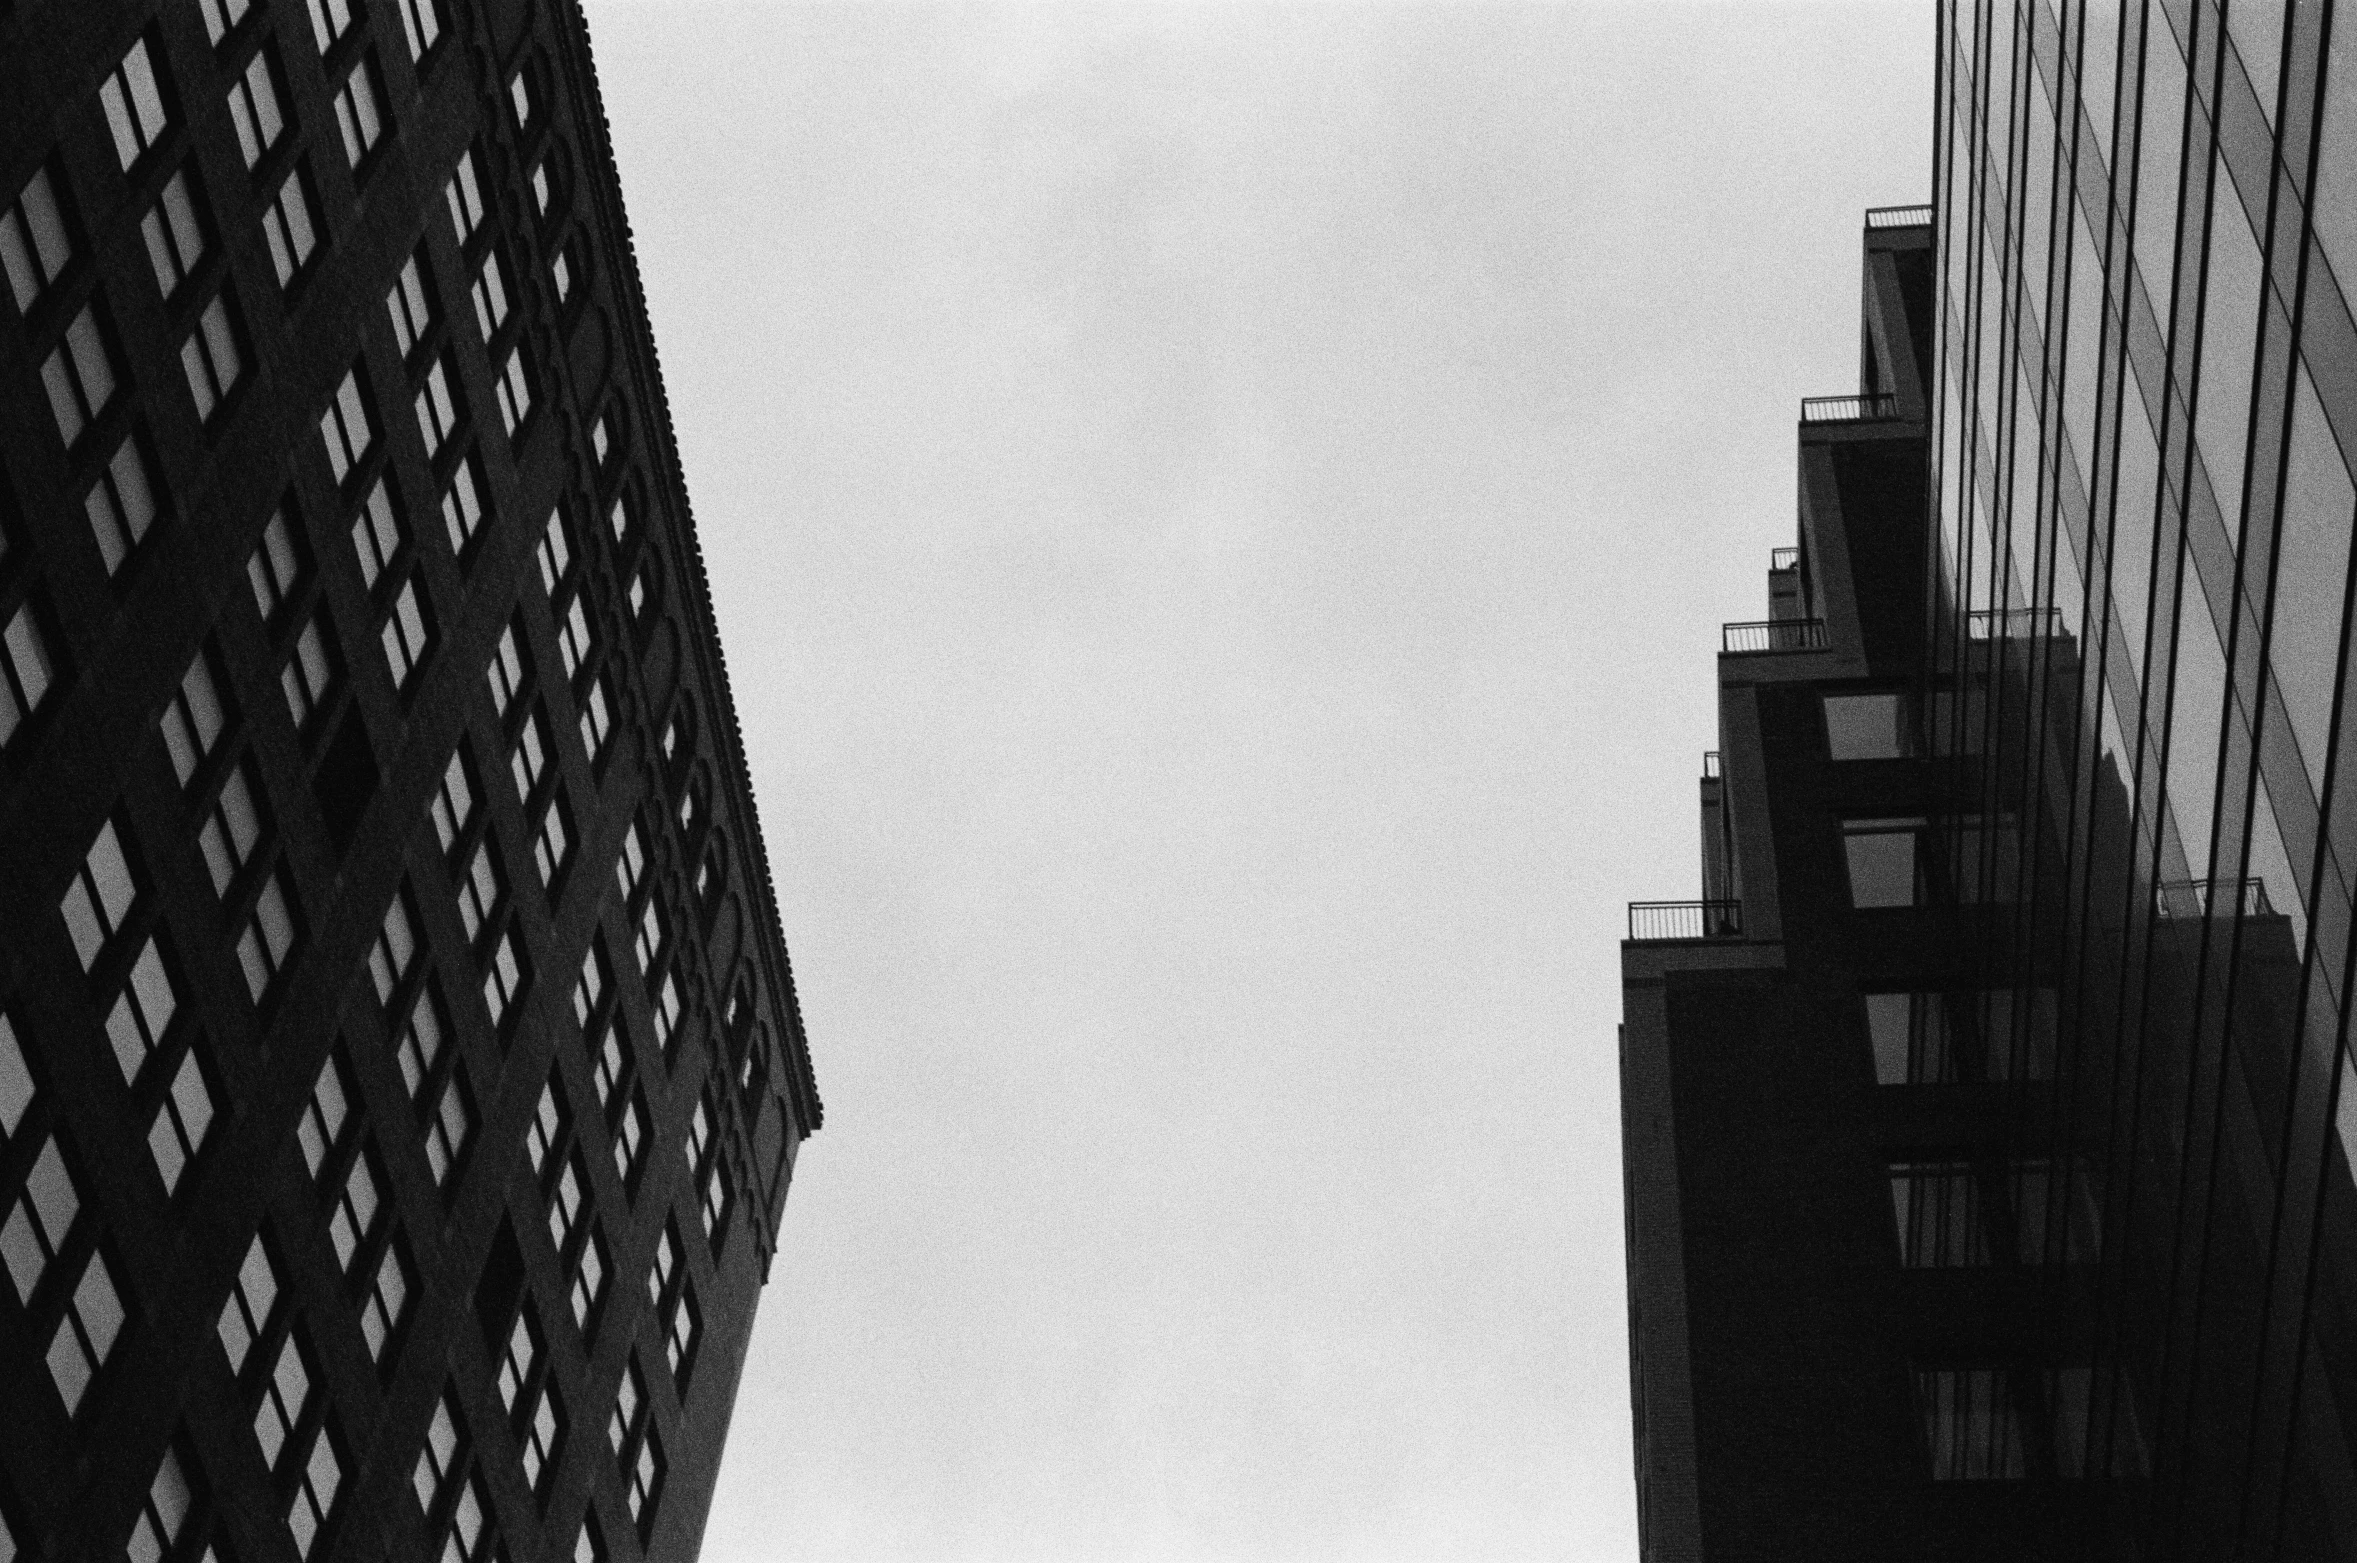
0,1,820,1559
1935,0,2356,1552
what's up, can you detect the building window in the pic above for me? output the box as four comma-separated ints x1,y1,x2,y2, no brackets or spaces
633,900,665,978
443,1470,493,1563
149,1045,218,1195
369,889,420,1008
200,0,254,41
397,0,443,60
254,1330,314,1471
571,1226,606,1329
129,1447,198,1563
483,925,527,1029
575,940,610,1029
1975,986,2060,1082
523,1384,562,1493
2,1136,79,1302
296,1054,351,1177
61,818,137,971
286,1431,341,1559
415,354,460,460
352,479,403,589
0,600,58,748
547,1151,586,1254
442,449,487,553
1841,818,1925,909
556,596,593,683
105,936,177,1082
248,506,306,622
607,492,631,541
431,748,475,854
140,167,207,297
411,1392,463,1516
471,249,510,341
701,1160,730,1244
685,1096,711,1177
381,578,433,690
627,1428,663,1536
579,674,613,764
226,48,287,170
497,1309,539,1412
101,37,172,171
531,160,554,217
236,870,298,1000
3,165,74,313
550,244,573,305
664,1283,697,1388
1823,691,1909,760
511,707,550,802
608,1357,643,1455
593,1016,628,1116
393,983,445,1102
1888,1162,1991,1268
495,345,532,434
49,1251,126,1414
455,838,503,943
216,1233,278,1374
361,1240,412,1362
424,1071,471,1188
387,249,434,360
160,650,228,788
87,429,160,573
1915,1368,2027,1480
486,624,525,719
326,1148,382,1274
526,1078,567,1183
612,1090,646,1189
646,1224,677,1310
444,147,485,244
651,971,681,1055
305,0,356,53
534,792,571,885
198,759,265,896
332,58,385,169
281,611,338,731
575,1514,605,1563
535,507,573,596
261,164,320,287
42,304,117,445
0,1014,30,1141
509,70,536,129
320,368,372,483
181,293,246,421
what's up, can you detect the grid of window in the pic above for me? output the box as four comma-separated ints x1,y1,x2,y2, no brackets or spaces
369,889,419,1006
261,165,319,287
416,355,460,458
445,148,486,243
483,926,527,1029
382,578,433,690
87,430,160,572
181,294,245,420
149,1046,217,1194
3,166,73,312
361,1241,412,1362
281,612,337,730
43,304,117,444
105,937,176,1083
61,819,137,971
431,748,475,854
198,761,264,896
49,1251,126,1414
227,49,287,170
442,449,487,552
140,168,206,297
352,480,403,589
249,507,305,621
216,1233,277,1374
2,1136,78,1302
0,601,58,748
101,38,171,171
236,870,298,1000
320,369,371,483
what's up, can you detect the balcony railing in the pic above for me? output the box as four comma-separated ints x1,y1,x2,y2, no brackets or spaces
1866,204,1936,230
1801,394,1903,424
1723,618,1829,654
1628,901,1744,941
1770,546,1801,571
2155,879,2275,919
1966,607,2064,640
1702,750,1722,780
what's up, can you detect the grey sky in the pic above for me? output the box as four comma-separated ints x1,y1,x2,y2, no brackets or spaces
579,2,1928,1556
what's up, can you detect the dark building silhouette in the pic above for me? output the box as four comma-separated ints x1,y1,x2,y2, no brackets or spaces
1622,3,2357,1557
0,2,820,1559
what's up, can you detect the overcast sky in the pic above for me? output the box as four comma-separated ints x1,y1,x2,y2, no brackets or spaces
577,2,1929,1557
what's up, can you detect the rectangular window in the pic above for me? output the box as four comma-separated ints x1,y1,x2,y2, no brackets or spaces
1823,692,1910,760
556,596,593,682
471,249,509,341
1864,992,1955,1085
198,759,265,895
332,59,385,169
2,1136,80,1302
368,889,418,1007
305,0,356,53
160,649,228,788
380,577,432,690
495,345,531,434
216,1233,277,1374
280,611,337,731
105,937,177,1084
444,147,485,243
1915,1368,2028,1481
535,507,572,596
352,479,402,589
144,1049,214,1193
1842,818,1925,909
86,430,160,574
579,674,613,763
362,1241,411,1361
139,167,207,297
414,355,460,459
455,838,503,943
430,747,475,853
236,870,298,1000
0,600,58,748
441,449,486,553
320,368,371,482
386,250,433,359
60,819,136,971
1888,1162,1991,1267
3,166,74,312
485,623,524,718
200,0,254,43
181,292,246,421
227,49,288,169
43,304,117,445
249,506,305,621
482,925,526,1029
510,707,549,802
397,0,443,60
261,164,319,286
101,37,172,170
49,1252,126,1415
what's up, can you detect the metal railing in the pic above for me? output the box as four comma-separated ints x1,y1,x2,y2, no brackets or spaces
1723,618,1830,654
1800,394,1903,424
1966,607,2064,640
2155,878,2275,918
1866,204,1936,230
1629,901,1744,941
1770,546,1801,571
1702,750,1722,780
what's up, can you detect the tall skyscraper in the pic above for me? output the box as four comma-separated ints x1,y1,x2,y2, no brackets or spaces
1623,3,2357,1558
0,3,821,1560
